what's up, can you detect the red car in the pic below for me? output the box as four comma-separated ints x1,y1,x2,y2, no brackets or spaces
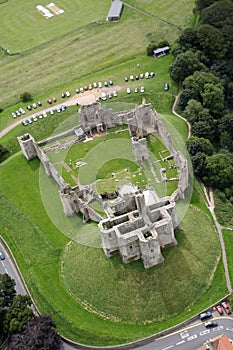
216,304,223,315
222,301,231,314
53,97,57,102
47,99,52,104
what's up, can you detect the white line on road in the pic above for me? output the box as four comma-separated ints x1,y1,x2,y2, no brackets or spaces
1,261,8,274
176,340,185,345
187,334,197,341
162,346,174,350
226,327,233,331
200,330,210,336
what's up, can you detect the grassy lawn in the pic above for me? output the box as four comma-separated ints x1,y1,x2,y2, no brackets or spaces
0,152,227,345
222,229,233,282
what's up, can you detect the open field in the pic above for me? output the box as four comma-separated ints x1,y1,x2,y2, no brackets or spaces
0,0,195,108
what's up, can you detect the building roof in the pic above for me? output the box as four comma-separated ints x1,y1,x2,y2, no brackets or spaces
196,334,233,350
107,0,123,19
153,46,170,55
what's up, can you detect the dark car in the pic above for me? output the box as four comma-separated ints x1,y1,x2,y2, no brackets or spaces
0,251,5,260
205,321,218,328
200,311,212,320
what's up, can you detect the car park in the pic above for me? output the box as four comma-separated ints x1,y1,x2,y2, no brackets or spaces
22,120,28,126
205,321,218,328
140,86,145,93
127,88,131,94
200,311,212,320
164,83,169,91
0,251,5,260
216,304,223,315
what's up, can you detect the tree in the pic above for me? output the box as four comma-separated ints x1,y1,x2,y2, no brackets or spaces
200,0,233,29
3,295,33,334
195,0,218,12
197,24,228,61
192,120,213,139
169,50,205,83
186,136,214,156
20,92,32,103
179,89,197,110
203,153,233,190
146,43,157,56
177,28,199,50
201,83,225,117
0,144,10,163
184,99,211,124
192,152,207,177
8,316,61,350
0,274,16,311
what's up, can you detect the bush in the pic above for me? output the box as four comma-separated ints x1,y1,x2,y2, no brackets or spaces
20,92,32,102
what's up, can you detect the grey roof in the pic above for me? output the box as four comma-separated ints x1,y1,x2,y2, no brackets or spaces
107,0,123,19
153,46,170,55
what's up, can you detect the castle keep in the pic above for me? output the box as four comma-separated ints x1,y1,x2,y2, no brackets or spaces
18,102,189,269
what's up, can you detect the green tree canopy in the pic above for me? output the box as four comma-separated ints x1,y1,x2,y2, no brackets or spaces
195,0,218,12
201,83,225,117
186,136,214,156
169,50,205,83
200,0,233,29
0,274,16,311
203,153,233,189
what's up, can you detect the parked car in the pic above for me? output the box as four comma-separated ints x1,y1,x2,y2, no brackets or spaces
104,81,108,87
61,105,66,112
38,101,42,106
130,75,134,81
66,91,70,97
47,99,52,104
126,88,131,94
140,73,144,79
22,120,28,126
61,93,65,98
33,116,37,122
0,251,5,260
216,304,223,315
113,91,117,97
32,103,37,109
140,86,145,93
38,115,43,119
145,72,149,79
27,105,32,110
98,82,102,88
109,80,113,85
50,110,54,115
205,321,218,328
93,82,97,88
76,88,80,94
135,75,139,80
124,76,128,82
88,84,93,90
108,93,112,99
80,87,84,93
28,118,32,124
200,311,212,321
150,72,155,78
164,83,169,91
84,85,88,91
222,301,231,314
12,112,17,118
134,87,139,93
16,110,21,117
101,92,106,101
19,107,26,114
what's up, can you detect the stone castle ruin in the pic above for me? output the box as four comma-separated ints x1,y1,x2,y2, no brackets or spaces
18,102,189,269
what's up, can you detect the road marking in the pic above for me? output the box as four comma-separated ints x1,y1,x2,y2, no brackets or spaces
200,330,210,336
226,327,233,332
161,346,174,350
180,330,189,339
176,340,185,345
1,261,8,274
213,326,224,331
187,334,197,341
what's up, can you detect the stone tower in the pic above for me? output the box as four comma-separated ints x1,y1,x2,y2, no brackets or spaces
17,134,38,160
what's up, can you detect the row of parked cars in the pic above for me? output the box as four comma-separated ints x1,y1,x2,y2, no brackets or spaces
76,80,113,94
199,301,231,328
125,72,154,81
21,106,67,126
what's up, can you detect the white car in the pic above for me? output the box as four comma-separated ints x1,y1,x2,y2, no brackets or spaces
134,87,139,93
12,112,17,118
93,82,97,88
33,117,38,122
140,86,145,93
127,88,131,94
66,91,70,97
98,82,102,88
113,91,117,97
130,75,134,81
101,92,106,101
28,118,32,124
50,109,54,115
145,72,149,79
38,115,43,119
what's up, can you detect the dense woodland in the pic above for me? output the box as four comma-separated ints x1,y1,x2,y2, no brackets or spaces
0,274,60,349
169,0,233,212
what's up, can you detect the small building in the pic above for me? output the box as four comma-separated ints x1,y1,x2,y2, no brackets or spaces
107,0,123,22
196,333,233,350
153,46,170,58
